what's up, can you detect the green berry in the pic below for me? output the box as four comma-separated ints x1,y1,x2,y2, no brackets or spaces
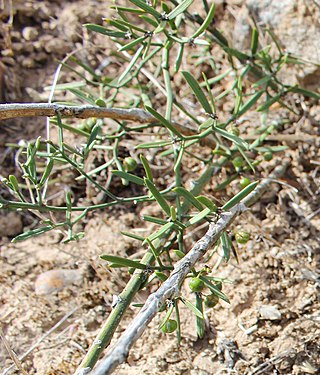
235,231,250,244
230,126,240,136
232,156,244,169
204,294,219,308
123,157,138,172
161,319,177,333
263,151,273,161
189,277,205,292
95,98,106,107
239,177,251,189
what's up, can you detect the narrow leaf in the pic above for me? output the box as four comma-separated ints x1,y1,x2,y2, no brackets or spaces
140,154,153,181
12,225,53,242
173,187,203,211
145,106,183,137
182,71,212,113
220,232,230,261
146,222,175,242
100,254,146,269
199,276,230,303
111,170,145,185
191,3,215,39
168,0,193,20
118,45,144,84
180,297,204,319
187,207,211,226
136,140,172,149
213,126,249,150
129,0,161,19
222,181,258,210
144,178,171,216
195,293,205,338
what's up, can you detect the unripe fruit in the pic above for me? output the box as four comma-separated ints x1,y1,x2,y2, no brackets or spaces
204,294,219,308
161,319,177,333
240,177,251,189
189,277,205,292
232,156,244,169
263,151,273,161
235,231,250,244
123,157,138,172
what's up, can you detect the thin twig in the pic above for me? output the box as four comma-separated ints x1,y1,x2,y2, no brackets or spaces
88,161,290,375
0,327,28,375
0,103,157,123
2,306,78,375
0,102,215,149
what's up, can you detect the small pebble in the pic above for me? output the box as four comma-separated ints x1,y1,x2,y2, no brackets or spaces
22,27,39,41
258,305,282,320
35,269,83,296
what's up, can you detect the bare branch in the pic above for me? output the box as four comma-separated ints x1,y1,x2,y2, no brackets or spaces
0,103,215,146
0,103,157,123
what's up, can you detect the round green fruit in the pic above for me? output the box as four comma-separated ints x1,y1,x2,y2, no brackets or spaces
235,231,250,244
123,157,138,172
204,294,219,308
232,156,244,169
189,277,205,292
263,152,273,161
240,177,251,189
161,319,177,333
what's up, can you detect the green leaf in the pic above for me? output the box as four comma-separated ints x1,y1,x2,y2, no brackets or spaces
187,207,211,226
222,181,258,210
180,297,204,319
146,222,175,242
191,3,215,39
136,140,172,149
252,76,272,88
129,0,161,19
12,225,53,242
111,170,145,185
182,71,212,113
235,89,265,119
145,106,183,137
159,303,174,329
110,5,145,14
196,196,218,212
195,293,205,338
289,86,320,100
144,178,171,216
39,159,54,187
142,215,168,225
140,154,153,181
173,187,203,211
100,254,147,269
224,47,250,61
199,276,230,303
118,45,144,84
250,27,259,55
257,93,282,112
84,24,128,38
220,232,230,261
119,35,147,51
154,271,168,282
168,0,193,20
213,126,249,150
